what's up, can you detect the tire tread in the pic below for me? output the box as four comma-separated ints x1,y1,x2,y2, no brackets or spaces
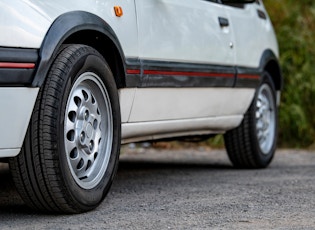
224,72,277,169
9,45,104,213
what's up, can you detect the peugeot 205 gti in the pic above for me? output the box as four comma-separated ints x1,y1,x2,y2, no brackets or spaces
0,0,282,213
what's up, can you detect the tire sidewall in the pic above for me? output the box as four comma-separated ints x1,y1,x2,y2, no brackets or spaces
250,72,278,167
57,46,121,210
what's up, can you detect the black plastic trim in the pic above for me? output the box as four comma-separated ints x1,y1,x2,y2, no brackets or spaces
142,60,236,88
259,50,280,73
124,58,268,88
218,17,229,27
257,9,267,20
259,49,283,90
125,58,141,87
235,67,261,88
125,59,237,88
0,47,38,85
0,47,38,63
32,11,126,87
234,49,282,89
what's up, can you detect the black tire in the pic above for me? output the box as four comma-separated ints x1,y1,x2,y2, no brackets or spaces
9,45,121,213
224,72,278,169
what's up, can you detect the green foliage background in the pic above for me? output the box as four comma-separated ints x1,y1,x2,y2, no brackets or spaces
264,0,315,147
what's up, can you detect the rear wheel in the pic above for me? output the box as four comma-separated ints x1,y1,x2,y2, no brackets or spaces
9,45,121,213
224,72,277,168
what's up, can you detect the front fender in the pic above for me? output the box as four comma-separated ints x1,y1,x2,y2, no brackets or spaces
32,11,124,87
0,0,51,48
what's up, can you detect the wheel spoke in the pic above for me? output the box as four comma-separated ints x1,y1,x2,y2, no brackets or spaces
255,82,276,154
75,149,90,179
65,139,77,155
64,72,113,189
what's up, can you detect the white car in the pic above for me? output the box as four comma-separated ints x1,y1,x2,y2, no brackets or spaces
0,0,281,213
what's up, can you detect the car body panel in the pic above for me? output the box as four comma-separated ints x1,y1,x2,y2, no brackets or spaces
0,0,50,49
135,0,234,65
0,88,39,157
225,2,279,67
126,88,254,122
121,115,243,143
0,0,281,157
0,0,138,58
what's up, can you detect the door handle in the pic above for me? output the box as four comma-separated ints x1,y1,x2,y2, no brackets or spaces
218,17,229,27
257,9,267,20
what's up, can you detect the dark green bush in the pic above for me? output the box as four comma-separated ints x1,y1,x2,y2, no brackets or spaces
264,0,315,147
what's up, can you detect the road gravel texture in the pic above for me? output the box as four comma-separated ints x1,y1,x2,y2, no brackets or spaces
1,147,315,229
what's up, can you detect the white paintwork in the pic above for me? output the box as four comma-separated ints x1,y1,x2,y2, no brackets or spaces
0,0,278,67
128,88,254,122
120,87,255,143
0,88,39,157
119,88,136,123
224,2,279,67
0,0,138,57
135,0,234,65
121,115,242,143
134,0,278,68
0,149,21,158
0,1,280,158
0,0,51,49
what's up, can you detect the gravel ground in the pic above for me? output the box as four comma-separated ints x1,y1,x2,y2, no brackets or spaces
1,148,315,229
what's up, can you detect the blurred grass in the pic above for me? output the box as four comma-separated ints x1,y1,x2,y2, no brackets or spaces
264,0,315,147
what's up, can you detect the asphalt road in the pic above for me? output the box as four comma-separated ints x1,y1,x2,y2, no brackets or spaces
1,147,315,229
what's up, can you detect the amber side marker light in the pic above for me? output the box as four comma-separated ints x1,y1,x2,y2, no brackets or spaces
114,6,123,17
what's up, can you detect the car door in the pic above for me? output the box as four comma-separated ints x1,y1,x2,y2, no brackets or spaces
127,0,239,123
135,0,234,65
222,1,277,87
223,1,274,68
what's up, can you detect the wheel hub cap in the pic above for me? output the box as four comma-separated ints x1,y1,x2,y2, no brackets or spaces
255,83,276,155
64,72,113,189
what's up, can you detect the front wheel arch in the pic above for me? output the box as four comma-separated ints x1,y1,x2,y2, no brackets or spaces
32,11,126,89
10,45,121,213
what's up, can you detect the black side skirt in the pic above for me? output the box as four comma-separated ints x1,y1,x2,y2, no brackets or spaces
125,58,260,88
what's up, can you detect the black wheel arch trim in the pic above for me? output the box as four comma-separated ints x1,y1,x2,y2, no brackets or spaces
235,49,282,90
32,11,126,87
258,49,283,90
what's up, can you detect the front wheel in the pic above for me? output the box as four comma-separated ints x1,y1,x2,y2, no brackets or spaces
9,45,121,213
224,72,278,168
